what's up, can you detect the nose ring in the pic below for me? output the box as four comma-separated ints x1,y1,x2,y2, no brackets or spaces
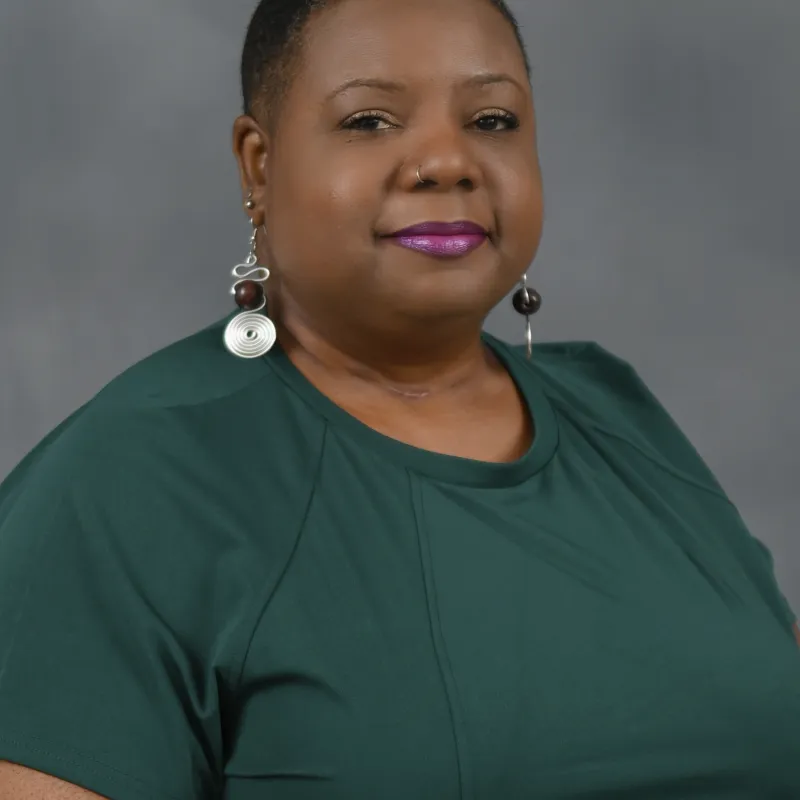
416,165,425,185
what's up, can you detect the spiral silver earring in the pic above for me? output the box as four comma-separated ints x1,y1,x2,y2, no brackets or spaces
511,274,542,360
223,220,277,358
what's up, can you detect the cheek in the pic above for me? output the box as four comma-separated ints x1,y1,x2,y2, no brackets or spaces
497,161,544,261
326,165,381,215
264,163,379,284
279,160,378,235
292,148,379,211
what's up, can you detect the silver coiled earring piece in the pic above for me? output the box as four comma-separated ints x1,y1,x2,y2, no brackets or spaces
223,205,277,358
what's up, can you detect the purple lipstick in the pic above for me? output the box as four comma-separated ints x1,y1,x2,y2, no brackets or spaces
387,220,488,258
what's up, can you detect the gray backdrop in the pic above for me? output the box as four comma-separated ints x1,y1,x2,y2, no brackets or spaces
1,2,797,607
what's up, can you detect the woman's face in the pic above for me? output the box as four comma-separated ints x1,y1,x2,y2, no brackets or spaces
249,0,543,338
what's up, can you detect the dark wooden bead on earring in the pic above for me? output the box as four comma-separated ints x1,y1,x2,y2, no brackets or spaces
234,280,265,311
512,287,542,316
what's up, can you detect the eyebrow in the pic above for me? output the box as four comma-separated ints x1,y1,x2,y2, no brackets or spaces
462,72,526,94
325,72,525,102
325,78,406,103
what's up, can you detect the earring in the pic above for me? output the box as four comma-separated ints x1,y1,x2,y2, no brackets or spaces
511,274,542,360
223,218,277,358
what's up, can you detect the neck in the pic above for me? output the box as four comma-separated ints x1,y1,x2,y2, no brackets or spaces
270,294,495,399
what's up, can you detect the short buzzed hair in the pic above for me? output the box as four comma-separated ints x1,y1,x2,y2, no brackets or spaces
240,0,531,130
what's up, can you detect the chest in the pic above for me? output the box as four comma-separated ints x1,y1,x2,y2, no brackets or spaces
221,445,800,799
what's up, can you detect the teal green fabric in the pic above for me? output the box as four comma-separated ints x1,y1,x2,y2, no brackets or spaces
1,316,799,799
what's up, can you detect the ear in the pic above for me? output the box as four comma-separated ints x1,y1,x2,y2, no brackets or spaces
232,115,270,226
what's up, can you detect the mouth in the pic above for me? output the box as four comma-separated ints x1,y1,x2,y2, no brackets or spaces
382,220,489,259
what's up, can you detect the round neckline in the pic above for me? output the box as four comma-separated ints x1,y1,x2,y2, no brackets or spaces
264,330,559,488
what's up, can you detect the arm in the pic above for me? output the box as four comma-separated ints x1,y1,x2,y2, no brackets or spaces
0,762,107,799
0,409,229,800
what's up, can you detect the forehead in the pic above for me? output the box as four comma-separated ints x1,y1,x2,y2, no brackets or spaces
298,0,528,91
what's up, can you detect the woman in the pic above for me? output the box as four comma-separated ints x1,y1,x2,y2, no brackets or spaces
1,0,799,797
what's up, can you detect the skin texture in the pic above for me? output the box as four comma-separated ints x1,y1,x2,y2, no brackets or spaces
0,762,107,798
234,0,544,464
0,0,543,794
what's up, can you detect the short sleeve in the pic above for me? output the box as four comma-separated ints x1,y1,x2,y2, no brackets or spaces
0,410,233,800
747,533,797,637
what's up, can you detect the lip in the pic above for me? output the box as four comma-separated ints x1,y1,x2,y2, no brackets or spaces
388,220,488,237
383,220,489,259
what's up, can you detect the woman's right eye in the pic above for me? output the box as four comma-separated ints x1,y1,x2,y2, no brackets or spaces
341,112,395,132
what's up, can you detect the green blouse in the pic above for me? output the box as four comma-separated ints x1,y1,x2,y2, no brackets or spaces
1,316,798,799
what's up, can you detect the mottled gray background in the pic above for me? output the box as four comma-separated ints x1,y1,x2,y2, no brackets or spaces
1,1,797,606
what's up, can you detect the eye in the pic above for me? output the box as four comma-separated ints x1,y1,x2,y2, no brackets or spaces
341,111,396,132
471,110,521,132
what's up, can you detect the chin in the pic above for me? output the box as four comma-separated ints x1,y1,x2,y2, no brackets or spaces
388,270,507,321
370,243,515,318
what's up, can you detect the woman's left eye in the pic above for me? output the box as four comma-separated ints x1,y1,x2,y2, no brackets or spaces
341,113,394,131
472,112,520,132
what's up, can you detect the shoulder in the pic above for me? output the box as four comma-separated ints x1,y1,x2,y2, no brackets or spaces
491,336,647,407
0,318,325,663
500,337,796,635
530,339,655,413
91,314,271,412
23,313,326,461
489,335,727,497
2,314,326,542
525,339,675,441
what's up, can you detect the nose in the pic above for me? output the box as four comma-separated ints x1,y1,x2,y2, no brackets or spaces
407,121,482,192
